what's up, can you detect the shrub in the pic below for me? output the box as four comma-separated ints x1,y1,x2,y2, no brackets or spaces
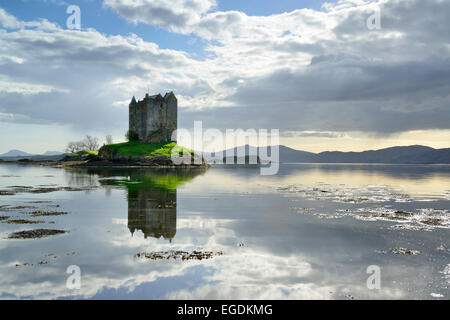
125,130,139,142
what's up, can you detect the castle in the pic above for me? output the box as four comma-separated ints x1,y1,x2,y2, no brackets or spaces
129,92,177,143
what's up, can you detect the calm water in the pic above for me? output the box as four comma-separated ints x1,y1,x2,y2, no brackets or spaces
0,163,449,299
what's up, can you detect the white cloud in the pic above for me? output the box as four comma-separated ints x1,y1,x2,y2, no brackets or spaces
0,79,59,95
0,14,209,129
104,0,217,32
0,0,449,137
0,8,21,29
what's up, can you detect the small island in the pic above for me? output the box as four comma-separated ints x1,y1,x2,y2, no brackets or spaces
76,92,207,168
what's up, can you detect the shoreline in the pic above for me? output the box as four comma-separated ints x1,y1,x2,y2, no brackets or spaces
0,160,210,169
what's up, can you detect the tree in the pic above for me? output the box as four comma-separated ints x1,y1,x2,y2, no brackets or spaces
105,134,113,145
65,136,100,154
83,135,100,151
65,142,78,153
66,141,85,153
74,141,85,152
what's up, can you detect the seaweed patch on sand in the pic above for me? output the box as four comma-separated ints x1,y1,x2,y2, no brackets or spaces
290,205,450,231
290,206,345,220
278,184,416,203
28,201,54,204
0,185,97,196
376,248,422,255
389,224,433,232
15,261,48,267
135,250,224,261
21,210,70,217
0,205,38,212
4,219,45,225
353,207,450,230
7,229,67,239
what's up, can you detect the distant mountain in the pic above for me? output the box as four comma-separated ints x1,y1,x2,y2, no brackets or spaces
218,145,318,162
316,145,450,164
209,145,450,164
278,145,319,162
223,155,261,165
42,151,64,156
0,149,34,158
0,150,65,162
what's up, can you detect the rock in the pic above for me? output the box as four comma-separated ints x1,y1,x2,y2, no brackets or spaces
86,154,102,162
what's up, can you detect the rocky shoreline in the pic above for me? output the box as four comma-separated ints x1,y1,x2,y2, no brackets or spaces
0,156,209,169
70,157,210,168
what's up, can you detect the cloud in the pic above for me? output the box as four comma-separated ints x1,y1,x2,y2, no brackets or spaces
103,0,217,32
0,13,208,130
0,8,21,29
0,0,449,137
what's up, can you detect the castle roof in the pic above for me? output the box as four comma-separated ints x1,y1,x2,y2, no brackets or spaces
164,91,176,100
131,92,176,105
146,93,163,101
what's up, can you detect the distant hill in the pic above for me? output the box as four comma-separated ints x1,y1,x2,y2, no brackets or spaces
42,151,64,156
0,150,64,162
0,149,34,157
1,145,448,164
316,145,450,164
222,155,261,165
209,145,450,164
217,145,318,162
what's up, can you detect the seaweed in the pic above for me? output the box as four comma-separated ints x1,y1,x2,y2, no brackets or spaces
7,229,67,239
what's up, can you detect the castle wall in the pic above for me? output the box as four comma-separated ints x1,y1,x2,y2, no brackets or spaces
129,100,147,141
129,92,177,143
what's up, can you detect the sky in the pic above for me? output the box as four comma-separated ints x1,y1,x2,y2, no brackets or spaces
0,0,449,154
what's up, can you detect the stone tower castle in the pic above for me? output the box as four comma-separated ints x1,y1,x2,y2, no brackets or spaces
129,92,177,143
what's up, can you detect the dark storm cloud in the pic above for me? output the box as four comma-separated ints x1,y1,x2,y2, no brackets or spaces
180,97,450,135
182,54,447,134
231,57,450,104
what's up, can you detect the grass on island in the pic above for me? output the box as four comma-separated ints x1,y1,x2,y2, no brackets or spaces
67,150,98,157
101,141,194,158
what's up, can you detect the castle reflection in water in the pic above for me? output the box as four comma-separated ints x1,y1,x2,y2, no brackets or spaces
127,186,177,241
73,167,206,242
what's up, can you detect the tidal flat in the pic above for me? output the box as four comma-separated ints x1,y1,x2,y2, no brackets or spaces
0,163,449,299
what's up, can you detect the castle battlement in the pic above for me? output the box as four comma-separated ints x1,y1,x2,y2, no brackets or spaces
129,92,177,143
